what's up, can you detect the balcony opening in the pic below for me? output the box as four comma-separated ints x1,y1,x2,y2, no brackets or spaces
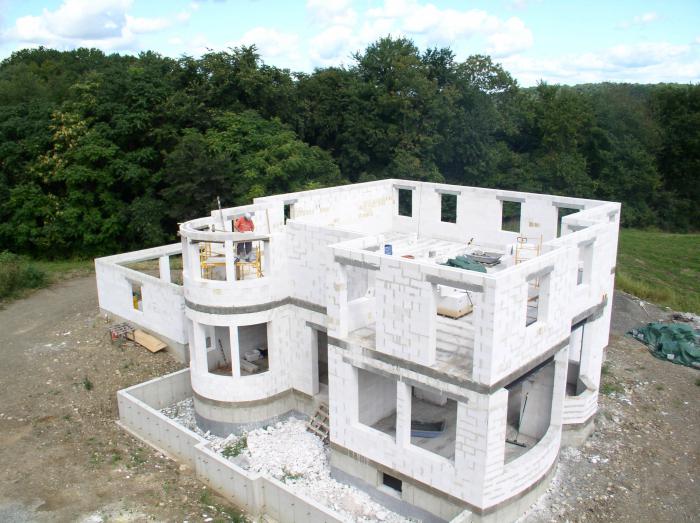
382,472,402,493
234,239,264,280
397,188,412,217
238,323,269,375
557,207,579,237
501,200,521,233
505,360,555,463
130,281,143,311
207,325,233,376
198,241,226,281
410,385,457,461
440,192,457,223
357,368,396,440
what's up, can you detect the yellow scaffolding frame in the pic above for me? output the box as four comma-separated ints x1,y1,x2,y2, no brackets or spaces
198,241,263,281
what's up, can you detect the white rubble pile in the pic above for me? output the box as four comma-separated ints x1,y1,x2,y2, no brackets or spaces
161,400,412,523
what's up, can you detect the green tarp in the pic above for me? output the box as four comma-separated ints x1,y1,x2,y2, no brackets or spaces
442,255,487,273
629,323,700,369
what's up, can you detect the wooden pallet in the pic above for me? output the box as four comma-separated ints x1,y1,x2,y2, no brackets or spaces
306,402,330,442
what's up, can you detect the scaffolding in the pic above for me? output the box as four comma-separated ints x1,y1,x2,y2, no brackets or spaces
515,235,542,265
198,241,263,280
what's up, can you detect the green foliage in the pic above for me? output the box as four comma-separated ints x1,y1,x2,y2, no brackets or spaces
82,376,94,391
0,42,698,260
0,251,47,298
600,382,624,396
616,229,700,313
221,434,248,458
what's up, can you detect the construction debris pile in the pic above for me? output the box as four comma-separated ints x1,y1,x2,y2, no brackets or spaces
161,399,411,523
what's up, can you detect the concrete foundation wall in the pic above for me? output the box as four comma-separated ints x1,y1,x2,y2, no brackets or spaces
117,369,202,466
118,370,344,523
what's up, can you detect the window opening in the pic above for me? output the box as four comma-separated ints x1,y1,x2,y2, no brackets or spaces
130,282,143,311
557,207,578,237
410,386,457,461
238,323,269,375
284,202,294,224
440,193,457,223
398,188,412,217
502,201,521,232
382,473,402,493
357,368,396,439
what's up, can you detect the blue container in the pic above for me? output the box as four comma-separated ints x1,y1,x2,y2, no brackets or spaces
384,244,393,255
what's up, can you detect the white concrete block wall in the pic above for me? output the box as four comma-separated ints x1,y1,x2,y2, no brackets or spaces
286,221,362,308
286,307,328,396
255,179,396,232
374,257,437,366
476,248,572,386
95,244,187,346
480,348,567,508
187,307,294,403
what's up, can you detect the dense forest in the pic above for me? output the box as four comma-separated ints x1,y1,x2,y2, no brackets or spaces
0,38,698,258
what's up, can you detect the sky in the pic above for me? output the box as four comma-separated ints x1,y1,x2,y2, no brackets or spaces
0,0,699,86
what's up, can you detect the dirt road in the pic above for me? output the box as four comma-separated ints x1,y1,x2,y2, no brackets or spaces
0,277,697,522
0,277,241,522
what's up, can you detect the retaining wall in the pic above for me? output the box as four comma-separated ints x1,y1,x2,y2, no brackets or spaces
117,369,344,522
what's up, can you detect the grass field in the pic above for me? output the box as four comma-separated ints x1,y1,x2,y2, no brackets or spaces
0,256,94,302
616,229,700,314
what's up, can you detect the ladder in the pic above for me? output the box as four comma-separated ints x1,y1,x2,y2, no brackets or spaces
306,402,330,442
515,235,542,265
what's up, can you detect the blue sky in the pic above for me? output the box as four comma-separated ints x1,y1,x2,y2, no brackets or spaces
1,0,698,86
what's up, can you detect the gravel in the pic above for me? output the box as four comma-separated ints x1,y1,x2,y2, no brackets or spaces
162,400,413,522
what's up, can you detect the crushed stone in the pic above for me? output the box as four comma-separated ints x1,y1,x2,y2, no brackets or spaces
162,399,413,523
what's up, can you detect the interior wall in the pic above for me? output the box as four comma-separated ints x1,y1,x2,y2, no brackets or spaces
357,368,397,427
238,323,268,353
519,363,555,440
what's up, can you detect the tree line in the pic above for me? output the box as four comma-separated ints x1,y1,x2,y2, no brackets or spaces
0,38,698,258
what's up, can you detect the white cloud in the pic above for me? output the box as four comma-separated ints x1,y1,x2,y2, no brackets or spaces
607,42,689,67
486,17,533,57
501,41,698,86
306,0,356,27
359,0,531,55
2,0,189,52
309,25,355,66
618,11,659,29
228,27,307,70
126,15,172,35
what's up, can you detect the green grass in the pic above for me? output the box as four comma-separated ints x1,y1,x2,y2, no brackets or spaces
0,255,93,304
0,252,47,299
221,434,248,459
33,258,95,280
600,382,624,395
616,229,700,314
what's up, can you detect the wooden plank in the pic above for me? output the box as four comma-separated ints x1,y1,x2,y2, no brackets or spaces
131,329,167,353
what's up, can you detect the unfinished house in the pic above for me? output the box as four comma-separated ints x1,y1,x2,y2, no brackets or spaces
97,179,620,522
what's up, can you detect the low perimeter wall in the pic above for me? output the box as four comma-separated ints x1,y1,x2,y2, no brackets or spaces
117,369,345,523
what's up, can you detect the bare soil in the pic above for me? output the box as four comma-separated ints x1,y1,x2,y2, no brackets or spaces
0,278,697,522
0,276,242,522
